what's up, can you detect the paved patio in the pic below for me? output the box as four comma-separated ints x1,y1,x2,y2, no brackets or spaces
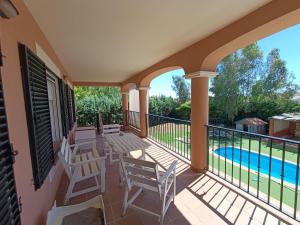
55,134,298,225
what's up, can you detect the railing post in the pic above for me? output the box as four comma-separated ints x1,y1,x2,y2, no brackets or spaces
138,86,149,138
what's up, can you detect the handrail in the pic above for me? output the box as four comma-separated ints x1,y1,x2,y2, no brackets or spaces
206,124,300,145
147,113,191,123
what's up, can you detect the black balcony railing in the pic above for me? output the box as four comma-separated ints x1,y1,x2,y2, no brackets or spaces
147,113,191,160
206,124,300,221
128,110,140,130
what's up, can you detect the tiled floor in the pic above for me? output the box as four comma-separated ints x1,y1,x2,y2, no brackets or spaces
55,135,299,225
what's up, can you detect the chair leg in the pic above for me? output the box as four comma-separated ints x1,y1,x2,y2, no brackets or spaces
160,201,166,224
109,148,113,165
119,162,124,186
65,177,76,205
122,188,129,216
160,184,168,225
100,163,106,192
173,174,176,202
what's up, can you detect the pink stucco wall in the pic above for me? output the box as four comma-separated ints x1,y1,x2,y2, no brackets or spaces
0,1,71,224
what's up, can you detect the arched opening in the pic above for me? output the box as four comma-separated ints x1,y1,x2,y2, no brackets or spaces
209,24,300,129
207,24,300,214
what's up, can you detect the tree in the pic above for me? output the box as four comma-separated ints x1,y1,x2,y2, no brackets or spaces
210,53,240,123
149,95,178,116
75,87,122,126
237,44,263,112
171,75,190,104
210,44,298,125
261,48,297,98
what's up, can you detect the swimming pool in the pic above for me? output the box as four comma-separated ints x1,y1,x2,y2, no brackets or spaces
214,147,300,185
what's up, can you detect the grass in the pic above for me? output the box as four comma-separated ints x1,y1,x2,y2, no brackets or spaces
148,123,300,215
148,123,191,158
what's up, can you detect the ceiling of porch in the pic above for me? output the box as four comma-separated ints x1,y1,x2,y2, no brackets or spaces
24,0,271,83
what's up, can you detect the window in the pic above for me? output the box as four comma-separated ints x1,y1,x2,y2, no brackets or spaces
58,80,76,137
46,71,62,142
19,43,54,189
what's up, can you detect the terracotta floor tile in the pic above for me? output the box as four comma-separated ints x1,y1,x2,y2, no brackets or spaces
115,214,144,225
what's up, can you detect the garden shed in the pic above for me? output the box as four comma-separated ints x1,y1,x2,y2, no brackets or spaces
235,117,267,134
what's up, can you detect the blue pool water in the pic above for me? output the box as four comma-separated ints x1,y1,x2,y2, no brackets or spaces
214,147,300,185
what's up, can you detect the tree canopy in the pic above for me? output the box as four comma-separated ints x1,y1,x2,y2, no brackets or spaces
74,86,122,126
210,43,299,125
171,75,190,104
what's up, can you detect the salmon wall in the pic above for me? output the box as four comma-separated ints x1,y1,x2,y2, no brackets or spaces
0,1,71,225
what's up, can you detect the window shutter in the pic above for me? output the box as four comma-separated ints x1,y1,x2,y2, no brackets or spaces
67,86,73,128
71,89,76,122
0,81,21,224
19,44,54,189
58,79,67,137
63,83,70,131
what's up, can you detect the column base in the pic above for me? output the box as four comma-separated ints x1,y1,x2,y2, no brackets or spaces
190,166,207,174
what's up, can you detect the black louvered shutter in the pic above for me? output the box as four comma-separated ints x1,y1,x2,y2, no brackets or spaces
71,89,76,122
19,44,54,189
67,86,73,128
0,79,21,224
58,79,67,137
63,84,70,131
64,84,72,130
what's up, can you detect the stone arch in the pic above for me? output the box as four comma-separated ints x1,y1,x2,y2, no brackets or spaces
201,8,300,71
138,66,184,87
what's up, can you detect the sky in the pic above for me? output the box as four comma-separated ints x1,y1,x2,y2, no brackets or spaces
149,24,300,97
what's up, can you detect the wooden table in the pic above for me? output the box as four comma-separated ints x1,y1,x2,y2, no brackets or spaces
105,133,150,159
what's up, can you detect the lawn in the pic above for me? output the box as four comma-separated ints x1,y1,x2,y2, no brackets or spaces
148,122,191,159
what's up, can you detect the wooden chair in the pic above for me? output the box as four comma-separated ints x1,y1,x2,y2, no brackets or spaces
73,122,97,150
103,124,121,135
97,112,121,164
46,195,106,225
59,138,106,205
98,112,121,135
120,156,177,224
103,140,120,165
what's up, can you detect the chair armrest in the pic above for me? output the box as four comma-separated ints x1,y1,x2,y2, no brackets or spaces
159,160,177,184
103,124,120,128
70,156,106,167
69,140,96,147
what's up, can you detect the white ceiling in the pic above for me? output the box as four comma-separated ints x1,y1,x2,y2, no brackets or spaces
24,0,271,83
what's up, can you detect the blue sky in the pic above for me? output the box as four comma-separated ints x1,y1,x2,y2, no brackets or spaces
149,24,300,97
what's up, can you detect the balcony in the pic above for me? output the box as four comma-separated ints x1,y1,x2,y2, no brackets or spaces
1,1,300,225
54,128,298,225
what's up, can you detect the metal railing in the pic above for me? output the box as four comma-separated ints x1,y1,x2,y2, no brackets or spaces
128,110,140,130
147,113,191,159
206,124,300,221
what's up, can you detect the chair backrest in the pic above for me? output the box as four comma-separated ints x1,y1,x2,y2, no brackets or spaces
75,128,96,144
120,156,161,194
97,112,104,134
58,137,72,178
103,124,120,135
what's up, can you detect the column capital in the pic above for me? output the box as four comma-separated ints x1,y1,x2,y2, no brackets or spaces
184,71,218,79
138,86,150,91
121,91,129,95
